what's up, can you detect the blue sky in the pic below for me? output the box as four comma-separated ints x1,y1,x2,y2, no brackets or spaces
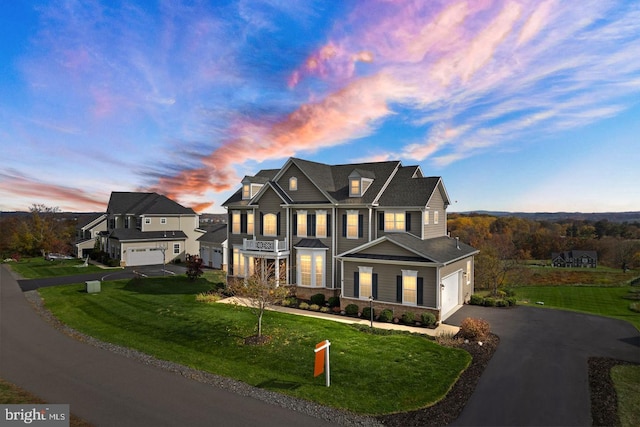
1,0,639,213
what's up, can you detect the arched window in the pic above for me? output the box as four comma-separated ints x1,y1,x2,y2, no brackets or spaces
263,213,277,236
289,177,298,191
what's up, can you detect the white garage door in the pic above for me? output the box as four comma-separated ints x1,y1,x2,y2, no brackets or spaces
126,248,164,266
441,272,460,320
200,247,211,267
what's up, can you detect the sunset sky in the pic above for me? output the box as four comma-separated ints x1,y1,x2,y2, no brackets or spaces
1,1,639,214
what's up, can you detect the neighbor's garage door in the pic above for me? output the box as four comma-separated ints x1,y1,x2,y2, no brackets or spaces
441,272,460,320
126,248,164,266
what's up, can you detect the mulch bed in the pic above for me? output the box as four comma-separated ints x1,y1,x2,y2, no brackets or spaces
378,333,499,426
589,357,639,427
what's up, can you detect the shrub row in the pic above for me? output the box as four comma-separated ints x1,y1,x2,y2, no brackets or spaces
470,294,517,307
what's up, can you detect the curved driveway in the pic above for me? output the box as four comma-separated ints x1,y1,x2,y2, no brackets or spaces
1,266,333,427
446,304,640,426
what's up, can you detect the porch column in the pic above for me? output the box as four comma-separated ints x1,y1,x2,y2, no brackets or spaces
275,257,280,287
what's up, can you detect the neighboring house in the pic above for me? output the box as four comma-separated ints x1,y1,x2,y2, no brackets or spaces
222,157,478,322
198,223,228,270
106,192,205,267
74,213,108,258
551,250,597,268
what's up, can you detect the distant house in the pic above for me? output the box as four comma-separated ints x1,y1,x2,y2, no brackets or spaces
198,223,228,270
222,157,478,322
551,250,597,268
74,213,108,258
105,192,205,267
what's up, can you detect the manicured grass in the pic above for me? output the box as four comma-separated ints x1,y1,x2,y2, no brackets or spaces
8,258,105,279
38,277,470,415
509,265,638,287
0,378,92,427
515,286,640,330
610,365,640,427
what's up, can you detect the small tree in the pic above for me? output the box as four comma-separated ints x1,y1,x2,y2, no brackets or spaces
227,262,291,343
185,254,204,280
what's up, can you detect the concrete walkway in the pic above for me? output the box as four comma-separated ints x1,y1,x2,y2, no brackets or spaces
218,296,461,337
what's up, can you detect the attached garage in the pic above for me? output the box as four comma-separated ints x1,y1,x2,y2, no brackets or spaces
125,248,164,266
440,271,461,321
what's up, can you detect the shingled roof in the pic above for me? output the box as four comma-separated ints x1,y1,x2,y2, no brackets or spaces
107,192,195,215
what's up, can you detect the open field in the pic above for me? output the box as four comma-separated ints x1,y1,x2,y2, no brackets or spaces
509,264,638,287
6,257,105,279
38,276,470,415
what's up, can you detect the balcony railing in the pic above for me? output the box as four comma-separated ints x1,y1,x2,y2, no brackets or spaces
243,238,288,252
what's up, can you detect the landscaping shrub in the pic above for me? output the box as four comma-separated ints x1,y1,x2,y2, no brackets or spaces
281,297,297,307
506,296,517,306
298,302,310,310
309,304,320,311
469,294,485,306
195,291,221,303
361,306,374,321
421,312,436,327
630,302,640,313
345,304,359,316
310,293,326,306
483,297,496,307
401,312,416,325
378,309,393,323
459,317,490,340
331,306,342,314
495,299,508,308
320,307,330,313
327,296,341,308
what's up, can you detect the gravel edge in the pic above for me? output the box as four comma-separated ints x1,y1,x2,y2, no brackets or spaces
23,290,381,427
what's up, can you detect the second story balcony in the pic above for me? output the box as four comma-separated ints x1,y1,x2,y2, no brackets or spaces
242,238,289,254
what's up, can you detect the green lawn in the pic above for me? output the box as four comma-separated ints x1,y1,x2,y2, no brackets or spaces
8,257,106,278
515,286,640,330
38,276,470,415
611,365,640,427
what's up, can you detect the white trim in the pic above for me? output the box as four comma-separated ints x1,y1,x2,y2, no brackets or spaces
346,209,359,239
296,210,307,237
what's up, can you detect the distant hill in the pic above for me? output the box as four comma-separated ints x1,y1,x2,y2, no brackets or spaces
460,211,640,223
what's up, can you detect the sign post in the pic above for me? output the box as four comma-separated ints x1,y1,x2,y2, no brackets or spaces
314,340,331,387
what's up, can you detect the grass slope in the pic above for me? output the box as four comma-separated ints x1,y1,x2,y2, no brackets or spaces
515,286,640,330
8,258,104,279
611,365,640,427
38,277,470,415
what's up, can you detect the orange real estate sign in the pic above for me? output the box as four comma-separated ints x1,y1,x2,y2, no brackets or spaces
314,341,326,377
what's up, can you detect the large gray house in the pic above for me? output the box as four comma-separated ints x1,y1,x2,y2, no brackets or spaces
222,157,478,322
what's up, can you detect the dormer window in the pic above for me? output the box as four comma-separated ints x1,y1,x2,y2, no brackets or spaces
289,177,298,191
242,183,251,199
348,169,374,197
241,176,265,200
349,179,360,197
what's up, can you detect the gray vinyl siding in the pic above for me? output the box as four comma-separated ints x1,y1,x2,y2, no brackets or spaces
277,164,328,203
255,188,285,239
342,260,437,308
358,240,416,258
375,209,422,239
424,188,448,239
336,207,370,254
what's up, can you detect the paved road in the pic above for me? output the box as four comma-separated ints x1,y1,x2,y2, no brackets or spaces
445,305,640,426
17,264,188,291
1,265,333,427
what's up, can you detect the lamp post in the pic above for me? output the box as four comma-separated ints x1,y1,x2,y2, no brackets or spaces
369,296,374,328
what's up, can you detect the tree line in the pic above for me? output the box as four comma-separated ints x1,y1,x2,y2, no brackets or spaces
0,205,75,259
449,213,640,270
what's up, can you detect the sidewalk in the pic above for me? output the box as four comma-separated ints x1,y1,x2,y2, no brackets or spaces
219,297,460,337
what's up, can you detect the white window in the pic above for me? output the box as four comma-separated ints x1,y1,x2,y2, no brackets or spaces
402,270,418,305
349,179,360,197
173,243,180,254
347,210,359,239
263,213,277,237
161,218,167,225
289,177,297,191
358,266,373,299
297,210,307,237
297,250,325,287
316,210,327,238
242,183,251,199
247,212,254,235
232,211,241,234
384,212,405,232
299,255,311,286
434,211,439,224
233,248,244,276
466,260,471,285
145,218,151,224
424,211,429,225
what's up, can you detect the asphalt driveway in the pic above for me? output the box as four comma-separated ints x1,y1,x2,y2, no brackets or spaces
445,305,640,426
